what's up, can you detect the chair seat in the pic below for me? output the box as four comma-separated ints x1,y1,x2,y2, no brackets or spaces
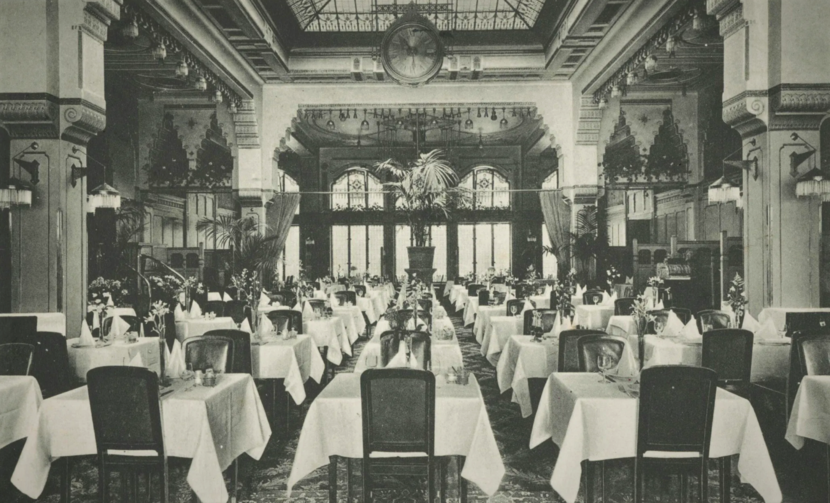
369,451,428,459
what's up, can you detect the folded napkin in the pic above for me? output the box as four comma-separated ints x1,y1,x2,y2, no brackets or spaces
557,314,573,336
105,293,114,307
166,340,185,378
207,292,222,302
522,300,534,314
91,313,100,330
78,321,96,347
545,311,561,338
174,304,185,321
127,352,144,368
742,312,761,332
544,285,552,295
601,291,613,306
661,311,685,337
259,315,274,337
625,276,634,285
189,300,202,318
240,318,252,334
680,316,702,342
610,292,618,303
755,318,780,341
301,301,315,320
139,323,145,338
259,291,271,307
397,283,407,308
223,292,233,302
110,316,131,339
386,344,419,369
654,300,664,310
576,284,586,297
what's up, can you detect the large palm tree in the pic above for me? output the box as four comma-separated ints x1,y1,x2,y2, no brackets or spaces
196,215,284,276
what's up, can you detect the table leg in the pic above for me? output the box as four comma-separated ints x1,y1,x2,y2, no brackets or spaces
329,456,338,503
60,457,70,503
719,457,731,503
346,458,352,503
440,459,447,503
231,459,238,503
458,456,467,503
585,461,595,503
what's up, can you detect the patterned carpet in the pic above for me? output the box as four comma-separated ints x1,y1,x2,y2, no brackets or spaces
12,294,786,502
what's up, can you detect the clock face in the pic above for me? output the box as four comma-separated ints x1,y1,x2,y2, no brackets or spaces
381,23,443,86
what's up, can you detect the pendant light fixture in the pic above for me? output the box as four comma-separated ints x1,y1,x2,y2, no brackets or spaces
121,18,139,39
214,90,223,103
152,42,167,62
194,75,207,91
707,175,741,204
175,60,189,78
499,108,508,129
326,110,336,131
465,108,473,130
360,109,370,131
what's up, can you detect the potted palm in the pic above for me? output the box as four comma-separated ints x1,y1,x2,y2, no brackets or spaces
376,149,460,277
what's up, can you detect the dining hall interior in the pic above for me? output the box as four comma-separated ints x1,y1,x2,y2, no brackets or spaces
1,0,830,502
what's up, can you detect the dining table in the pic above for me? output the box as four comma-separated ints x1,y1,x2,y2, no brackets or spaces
287,373,504,499
304,317,350,365
174,316,237,343
0,376,43,450
574,304,615,330
67,336,162,382
529,373,782,503
786,375,830,450
480,314,524,366
758,307,830,332
251,334,326,405
0,312,67,336
332,304,366,343
356,296,379,324
356,323,463,375
12,373,271,503
496,335,558,417
473,304,508,342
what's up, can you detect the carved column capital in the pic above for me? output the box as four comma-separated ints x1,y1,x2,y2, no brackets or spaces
576,96,603,146
61,100,107,145
707,0,745,38
233,100,260,149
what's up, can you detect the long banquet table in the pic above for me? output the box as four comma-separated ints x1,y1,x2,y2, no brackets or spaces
287,373,504,497
529,373,782,503
12,374,271,503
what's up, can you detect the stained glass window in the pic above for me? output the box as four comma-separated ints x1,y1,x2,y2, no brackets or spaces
459,167,510,209
331,168,384,210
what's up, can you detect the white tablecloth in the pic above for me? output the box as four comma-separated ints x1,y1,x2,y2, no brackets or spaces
757,307,830,331
443,280,455,298
355,327,463,375
356,297,378,324
496,335,558,418
529,373,781,503
333,305,365,343
786,375,830,449
67,338,161,382
0,376,43,450
288,373,504,496
0,313,66,336
454,289,470,313
252,334,326,405
463,297,479,326
304,318,349,365
574,304,614,330
481,315,523,366
12,374,271,503
606,315,638,337
473,305,506,342
528,294,550,309
174,317,237,343
615,334,790,383
371,316,454,338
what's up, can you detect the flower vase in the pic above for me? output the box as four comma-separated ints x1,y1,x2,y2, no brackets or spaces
636,317,647,371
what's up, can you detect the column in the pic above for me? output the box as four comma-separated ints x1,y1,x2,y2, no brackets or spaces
0,0,119,335
232,99,267,222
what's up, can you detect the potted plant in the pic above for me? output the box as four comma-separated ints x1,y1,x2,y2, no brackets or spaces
376,150,461,276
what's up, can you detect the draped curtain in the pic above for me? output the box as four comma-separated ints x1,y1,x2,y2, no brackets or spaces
265,193,301,262
539,190,571,274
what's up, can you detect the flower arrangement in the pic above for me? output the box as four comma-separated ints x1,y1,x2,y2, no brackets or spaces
232,268,261,329
525,264,539,282
726,273,747,326
630,295,656,370
646,276,663,288
606,265,622,290
553,268,577,318
149,275,204,307
531,310,545,341
144,301,169,338
88,277,130,307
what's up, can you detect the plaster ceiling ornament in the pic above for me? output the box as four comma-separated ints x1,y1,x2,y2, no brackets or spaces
380,6,445,87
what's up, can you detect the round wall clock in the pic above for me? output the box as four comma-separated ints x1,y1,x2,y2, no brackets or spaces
380,12,445,87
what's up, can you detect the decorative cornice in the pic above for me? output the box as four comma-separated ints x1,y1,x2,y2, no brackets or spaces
0,95,61,139
62,101,107,145
721,90,768,137
234,188,272,207
721,85,830,136
706,0,741,19
233,100,260,149
718,3,746,38
576,96,603,146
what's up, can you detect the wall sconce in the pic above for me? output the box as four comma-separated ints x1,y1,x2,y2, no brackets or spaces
305,236,316,246
526,230,537,244
708,140,758,205
788,132,817,178
4,142,47,208
12,142,42,185
722,139,759,180
70,146,121,210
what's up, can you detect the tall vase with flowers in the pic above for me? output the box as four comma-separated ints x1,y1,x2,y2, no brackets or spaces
726,273,747,327
231,268,260,332
554,268,577,320
630,295,655,370
646,276,664,308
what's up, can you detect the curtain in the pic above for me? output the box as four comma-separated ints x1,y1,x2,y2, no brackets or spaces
265,193,301,263
540,190,571,274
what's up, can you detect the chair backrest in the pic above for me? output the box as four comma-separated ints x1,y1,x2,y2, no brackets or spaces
203,300,225,317
701,329,754,387
0,316,37,344
582,290,604,305
183,335,233,373
277,290,298,307
27,332,71,398
0,343,35,375
614,298,637,316
467,283,484,295
307,299,327,317
491,276,506,284
311,281,321,291
505,299,525,317
787,329,830,415
576,334,627,372
797,333,830,376
515,284,533,299
492,291,507,305
697,310,732,333
522,309,557,335
266,310,296,334
786,311,830,336
379,330,406,367
354,285,367,297
668,307,692,325
361,368,434,456
558,329,607,372
224,300,249,325
334,291,357,306
408,331,432,371
416,299,433,317
87,366,164,455
646,310,671,334
477,289,490,305
203,329,252,374
637,366,718,459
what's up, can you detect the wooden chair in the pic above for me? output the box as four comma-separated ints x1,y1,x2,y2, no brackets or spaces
334,291,357,306
182,336,233,373
582,290,604,305
576,334,627,372
27,332,72,398
558,330,607,372
266,310,295,334
224,300,249,325
0,343,35,375
203,300,225,317
408,331,432,371
360,369,437,503
614,297,636,316
635,366,718,503
466,283,484,296
505,299,525,317
203,329,252,374
701,328,754,398
477,289,490,306
0,316,37,344
379,331,407,368
696,310,732,333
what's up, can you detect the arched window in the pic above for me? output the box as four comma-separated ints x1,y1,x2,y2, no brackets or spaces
331,167,383,210
459,167,510,209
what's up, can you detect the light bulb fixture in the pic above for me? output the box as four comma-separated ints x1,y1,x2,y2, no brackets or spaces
610,83,621,98
152,43,167,62
526,230,537,244
89,183,121,210
490,108,498,121
194,76,207,91
795,168,830,198
339,110,347,121
477,108,481,118
499,116,508,130
175,60,189,78
665,35,676,57
692,10,707,31
789,132,818,178
326,111,336,131
6,177,32,207
229,101,238,114
214,90,223,103
465,109,473,130
707,176,741,204
627,71,638,86
478,130,484,149
0,186,12,209
644,54,658,72
361,110,370,131
598,97,608,109
121,18,139,39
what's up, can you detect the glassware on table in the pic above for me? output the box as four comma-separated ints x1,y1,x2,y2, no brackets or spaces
597,354,615,382
194,370,203,386
654,320,666,335
366,353,378,369
457,369,470,385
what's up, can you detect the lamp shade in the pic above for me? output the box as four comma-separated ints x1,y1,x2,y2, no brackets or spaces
795,168,830,198
708,176,741,204
7,177,32,207
0,187,13,209
89,182,121,210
